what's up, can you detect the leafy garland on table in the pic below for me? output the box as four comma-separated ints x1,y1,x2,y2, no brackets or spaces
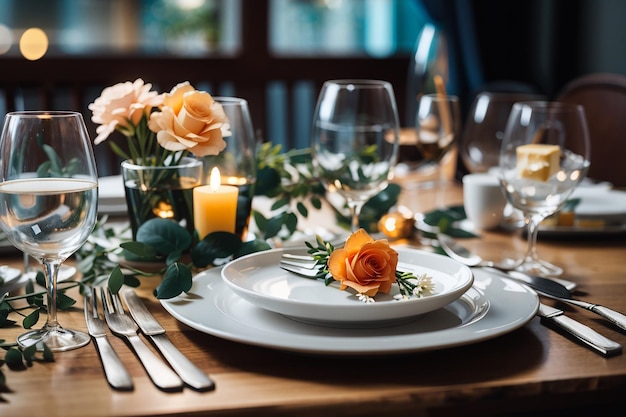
0,143,468,388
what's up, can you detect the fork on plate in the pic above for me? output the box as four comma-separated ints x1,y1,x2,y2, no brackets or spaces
279,253,326,278
100,287,183,391
84,288,133,390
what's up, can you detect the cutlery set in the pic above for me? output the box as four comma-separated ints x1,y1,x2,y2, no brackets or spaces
436,233,625,356
85,288,214,391
281,242,626,357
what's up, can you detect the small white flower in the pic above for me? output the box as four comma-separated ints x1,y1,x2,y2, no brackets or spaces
357,293,375,303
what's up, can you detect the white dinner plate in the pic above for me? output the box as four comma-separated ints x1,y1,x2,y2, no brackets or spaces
221,248,474,325
161,268,539,355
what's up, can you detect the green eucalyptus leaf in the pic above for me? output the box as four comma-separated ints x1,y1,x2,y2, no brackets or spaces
42,144,63,174
120,241,158,258
42,343,54,361
23,309,40,329
56,292,76,310
36,161,51,177
154,263,192,299
254,167,281,196
296,201,308,217
285,212,298,235
35,271,46,287
252,210,268,231
123,274,141,288
191,232,241,267
311,196,322,210
271,196,290,211
23,344,37,365
264,214,285,239
108,266,125,294
4,348,25,369
136,218,192,255
0,309,16,327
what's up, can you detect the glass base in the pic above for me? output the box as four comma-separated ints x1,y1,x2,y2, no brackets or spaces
17,326,90,352
515,257,564,277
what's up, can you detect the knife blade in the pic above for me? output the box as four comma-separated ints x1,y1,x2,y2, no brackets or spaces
482,267,572,299
537,303,622,356
122,290,215,391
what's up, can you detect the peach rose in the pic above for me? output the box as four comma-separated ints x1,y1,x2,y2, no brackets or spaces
148,82,229,157
327,228,398,297
88,78,164,144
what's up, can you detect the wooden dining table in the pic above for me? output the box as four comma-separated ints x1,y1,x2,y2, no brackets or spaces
2,181,626,417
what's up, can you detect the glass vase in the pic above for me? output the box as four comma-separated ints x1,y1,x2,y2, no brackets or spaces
121,157,203,238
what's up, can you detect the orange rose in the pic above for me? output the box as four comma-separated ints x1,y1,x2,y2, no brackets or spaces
148,82,229,157
327,228,398,297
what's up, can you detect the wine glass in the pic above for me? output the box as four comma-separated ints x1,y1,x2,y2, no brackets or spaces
311,79,399,232
0,111,99,351
414,93,461,206
461,91,545,174
499,101,590,276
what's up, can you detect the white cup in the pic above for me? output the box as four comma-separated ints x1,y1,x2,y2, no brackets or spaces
462,173,507,230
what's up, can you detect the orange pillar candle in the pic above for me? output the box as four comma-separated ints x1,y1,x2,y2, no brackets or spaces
193,167,239,239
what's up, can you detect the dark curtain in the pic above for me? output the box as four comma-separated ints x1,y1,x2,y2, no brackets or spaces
413,0,585,109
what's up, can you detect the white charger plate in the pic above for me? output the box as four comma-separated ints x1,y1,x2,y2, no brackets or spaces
161,268,538,355
221,248,474,325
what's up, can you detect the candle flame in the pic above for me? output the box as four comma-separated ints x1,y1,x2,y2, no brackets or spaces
210,167,221,191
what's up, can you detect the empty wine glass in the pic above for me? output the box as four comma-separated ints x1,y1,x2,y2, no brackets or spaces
415,93,461,206
461,91,544,173
311,79,399,231
0,111,99,351
499,101,590,276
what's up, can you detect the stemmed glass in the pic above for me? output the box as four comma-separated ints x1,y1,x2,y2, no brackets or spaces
311,79,399,231
461,91,544,173
415,93,461,206
499,101,590,276
0,111,99,350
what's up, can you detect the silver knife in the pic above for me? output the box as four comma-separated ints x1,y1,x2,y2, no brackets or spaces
489,268,626,331
122,290,215,391
537,303,622,356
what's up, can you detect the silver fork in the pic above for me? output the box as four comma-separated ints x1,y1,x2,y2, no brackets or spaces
100,288,183,391
84,288,133,390
280,253,324,278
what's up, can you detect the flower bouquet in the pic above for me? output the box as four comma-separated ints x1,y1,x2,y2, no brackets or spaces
89,78,230,237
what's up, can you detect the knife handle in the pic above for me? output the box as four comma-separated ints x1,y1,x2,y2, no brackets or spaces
541,315,622,356
151,334,215,391
590,305,626,332
93,336,134,390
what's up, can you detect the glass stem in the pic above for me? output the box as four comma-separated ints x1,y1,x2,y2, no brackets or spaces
436,163,447,208
43,259,62,330
347,200,365,232
523,214,544,264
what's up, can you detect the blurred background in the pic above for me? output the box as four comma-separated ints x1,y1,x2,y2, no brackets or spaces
1,0,625,176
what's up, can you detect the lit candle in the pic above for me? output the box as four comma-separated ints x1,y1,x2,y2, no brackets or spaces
193,167,239,239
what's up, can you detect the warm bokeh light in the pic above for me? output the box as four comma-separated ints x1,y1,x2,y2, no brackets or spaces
19,27,48,60
0,24,12,55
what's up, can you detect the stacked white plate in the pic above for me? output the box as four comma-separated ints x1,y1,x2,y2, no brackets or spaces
98,175,127,215
161,247,539,355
